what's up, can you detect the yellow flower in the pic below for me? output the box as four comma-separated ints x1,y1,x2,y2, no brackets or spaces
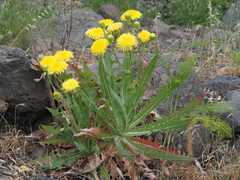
62,78,79,92
102,19,114,27
40,56,55,68
120,10,142,21
116,33,138,51
107,22,123,33
20,166,30,173
138,30,150,44
85,28,104,40
48,61,68,74
55,50,74,62
90,39,109,55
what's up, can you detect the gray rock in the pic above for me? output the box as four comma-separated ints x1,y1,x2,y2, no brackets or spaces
235,137,240,151
37,7,103,52
191,25,208,37
0,45,50,133
204,29,233,42
172,122,211,159
152,20,184,38
222,1,240,27
99,4,122,22
141,18,155,27
204,75,240,97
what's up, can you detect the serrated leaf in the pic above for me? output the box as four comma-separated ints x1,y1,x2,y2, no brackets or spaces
114,136,135,158
126,86,144,119
128,93,203,135
73,141,90,153
78,86,98,113
125,118,193,136
129,85,171,128
125,139,195,162
46,107,65,122
41,152,84,168
41,125,61,136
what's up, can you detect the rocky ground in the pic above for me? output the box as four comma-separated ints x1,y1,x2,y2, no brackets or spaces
1,2,240,180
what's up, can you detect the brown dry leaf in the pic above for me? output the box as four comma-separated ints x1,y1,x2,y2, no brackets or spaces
134,155,158,180
74,128,101,137
30,59,42,71
109,161,125,180
122,158,138,180
81,153,108,173
34,72,46,82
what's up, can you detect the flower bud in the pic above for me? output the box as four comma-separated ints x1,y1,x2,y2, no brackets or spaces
125,13,131,21
42,66,48,72
107,34,114,43
113,29,120,36
98,20,105,29
134,21,140,30
150,33,156,41
143,48,147,52
54,91,62,101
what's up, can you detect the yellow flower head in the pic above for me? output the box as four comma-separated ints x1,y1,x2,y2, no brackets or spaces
120,10,142,21
20,166,30,173
138,30,151,44
85,28,104,40
48,61,68,74
40,56,55,68
107,22,123,33
55,50,74,62
62,78,79,92
102,19,114,27
90,39,109,55
116,33,138,51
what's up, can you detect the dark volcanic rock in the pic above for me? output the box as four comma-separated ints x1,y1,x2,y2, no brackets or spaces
0,45,50,133
99,4,122,21
222,1,240,26
204,75,240,96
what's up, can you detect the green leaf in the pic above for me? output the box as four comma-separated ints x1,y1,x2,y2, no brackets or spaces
72,94,88,127
126,55,158,119
46,107,65,122
99,165,111,180
128,90,202,134
44,137,70,144
138,54,158,87
110,88,128,133
125,86,144,119
105,53,118,91
114,136,135,158
74,140,90,153
99,57,112,104
125,118,193,136
41,125,61,136
125,139,195,162
78,86,98,113
129,85,170,129
41,152,84,168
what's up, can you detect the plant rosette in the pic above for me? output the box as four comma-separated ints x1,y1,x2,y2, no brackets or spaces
36,9,203,178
